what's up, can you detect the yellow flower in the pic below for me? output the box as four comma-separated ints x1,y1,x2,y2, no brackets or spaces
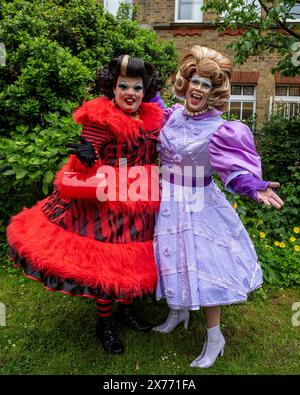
294,245,300,252
279,242,286,248
294,227,300,234
259,232,266,239
274,241,280,246
290,237,296,243
231,202,238,209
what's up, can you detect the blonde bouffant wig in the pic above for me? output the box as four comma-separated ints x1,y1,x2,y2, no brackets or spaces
173,46,232,111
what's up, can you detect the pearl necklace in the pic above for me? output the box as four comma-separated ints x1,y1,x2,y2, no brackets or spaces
184,106,210,117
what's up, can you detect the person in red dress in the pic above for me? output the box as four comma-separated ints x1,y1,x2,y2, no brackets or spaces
7,55,164,355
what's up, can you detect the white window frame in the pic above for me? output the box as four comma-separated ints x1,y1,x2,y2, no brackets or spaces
228,85,257,120
275,96,300,102
269,96,300,118
287,3,300,22
275,84,300,102
174,0,203,23
103,0,132,16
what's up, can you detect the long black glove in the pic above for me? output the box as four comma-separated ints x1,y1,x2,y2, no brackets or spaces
66,136,97,167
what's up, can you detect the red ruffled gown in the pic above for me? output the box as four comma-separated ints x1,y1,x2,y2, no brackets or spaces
7,97,163,299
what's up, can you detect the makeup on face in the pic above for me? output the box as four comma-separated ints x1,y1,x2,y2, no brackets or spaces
113,76,144,114
189,76,212,92
185,73,213,113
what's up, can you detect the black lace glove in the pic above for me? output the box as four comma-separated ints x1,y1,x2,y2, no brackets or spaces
66,136,97,167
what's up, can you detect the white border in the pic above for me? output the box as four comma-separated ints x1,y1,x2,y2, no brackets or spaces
275,96,300,103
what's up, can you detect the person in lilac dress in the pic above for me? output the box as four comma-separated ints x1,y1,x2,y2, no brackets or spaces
152,46,284,368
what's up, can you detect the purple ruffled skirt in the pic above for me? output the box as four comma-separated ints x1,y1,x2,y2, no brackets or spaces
153,180,263,309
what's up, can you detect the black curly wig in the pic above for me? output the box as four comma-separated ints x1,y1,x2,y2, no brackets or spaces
96,55,162,102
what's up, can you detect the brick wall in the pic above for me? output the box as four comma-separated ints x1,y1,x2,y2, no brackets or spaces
134,0,174,25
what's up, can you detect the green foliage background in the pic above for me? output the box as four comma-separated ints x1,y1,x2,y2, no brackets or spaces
203,0,300,76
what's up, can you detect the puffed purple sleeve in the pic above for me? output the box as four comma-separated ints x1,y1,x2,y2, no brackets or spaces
208,120,271,201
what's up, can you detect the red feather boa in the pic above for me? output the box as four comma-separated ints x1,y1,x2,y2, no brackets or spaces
73,96,163,141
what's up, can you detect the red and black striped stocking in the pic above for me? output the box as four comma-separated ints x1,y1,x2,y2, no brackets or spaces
116,298,133,306
95,298,113,318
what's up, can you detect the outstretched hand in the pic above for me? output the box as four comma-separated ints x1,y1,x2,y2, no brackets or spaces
66,136,96,167
257,182,284,209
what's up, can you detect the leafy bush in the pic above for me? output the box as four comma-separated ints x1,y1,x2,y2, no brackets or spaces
220,191,300,288
255,114,300,183
254,231,300,288
0,0,177,132
0,108,81,235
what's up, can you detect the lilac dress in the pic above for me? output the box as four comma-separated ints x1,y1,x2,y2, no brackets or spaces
154,105,270,309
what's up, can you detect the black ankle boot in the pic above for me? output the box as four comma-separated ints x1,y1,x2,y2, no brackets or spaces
96,316,124,355
117,304,152,332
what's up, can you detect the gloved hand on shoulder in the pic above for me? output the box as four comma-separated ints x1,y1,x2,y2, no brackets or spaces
66,136,97,167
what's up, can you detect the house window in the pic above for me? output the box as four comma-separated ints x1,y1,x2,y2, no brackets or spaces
275,85,300,97
228,85,256,120
272,84,300,117
103,0,132,16
288,3,300,21
175,0,203,23
228,84,256,120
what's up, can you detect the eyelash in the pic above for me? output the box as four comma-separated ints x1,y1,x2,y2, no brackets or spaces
118,83,128,90
191,79,212,89
118,83,143,92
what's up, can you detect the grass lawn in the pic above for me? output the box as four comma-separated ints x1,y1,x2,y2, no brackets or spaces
1,263,300,375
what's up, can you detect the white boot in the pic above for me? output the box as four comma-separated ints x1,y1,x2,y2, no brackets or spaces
152,308,189,333
190,325,225,368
